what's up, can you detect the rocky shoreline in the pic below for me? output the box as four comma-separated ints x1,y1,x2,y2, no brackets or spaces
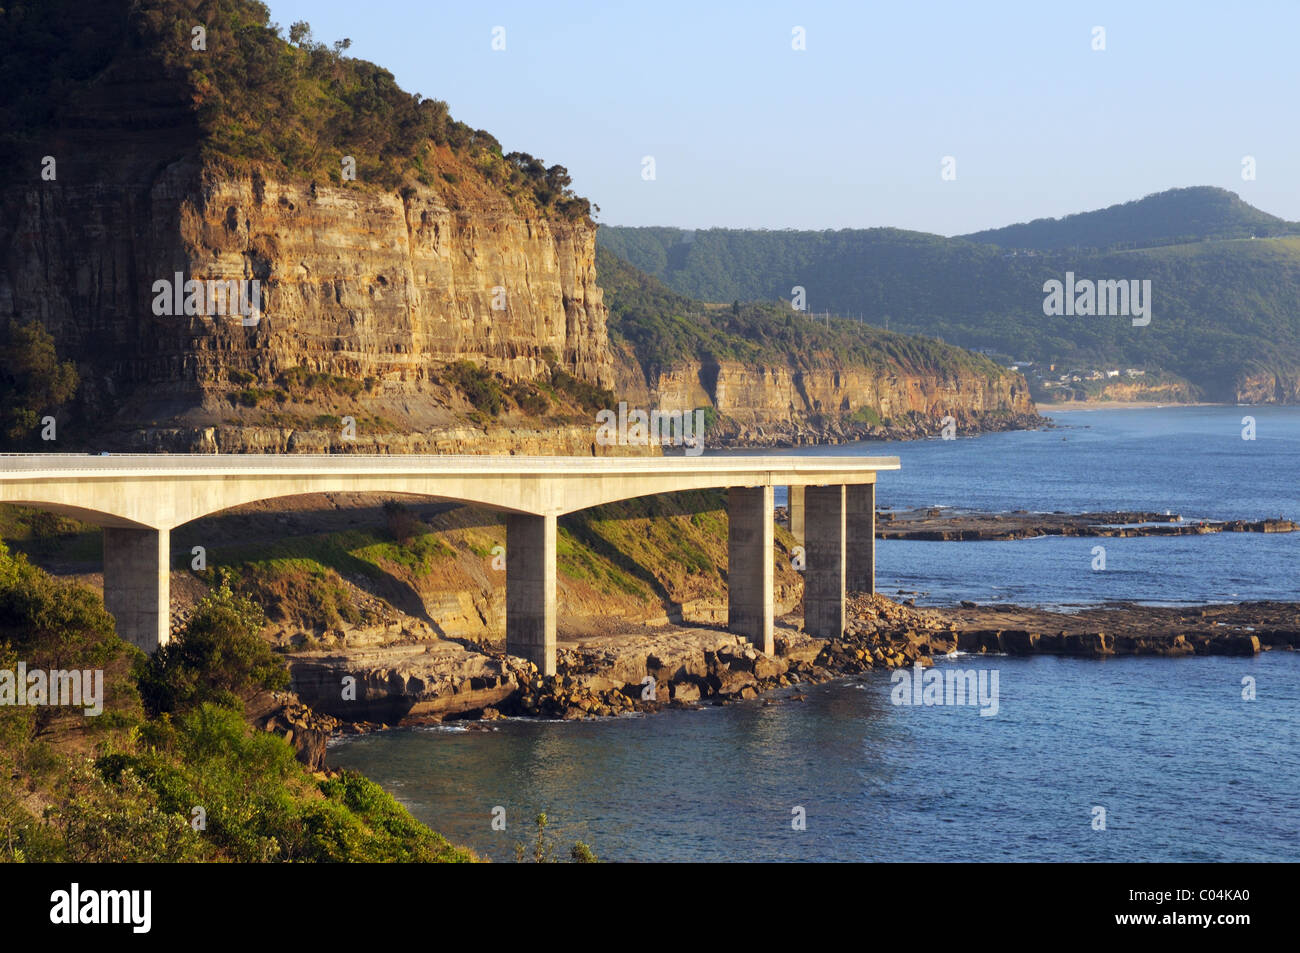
292,595,948,751
278,595,1300,769
710,410,1047,448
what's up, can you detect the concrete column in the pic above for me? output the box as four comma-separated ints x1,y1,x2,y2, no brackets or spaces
727,486,774,654
102,527,170,652
788,485,805,544
847,482,876,593
804,485,846,638
506,513,557,676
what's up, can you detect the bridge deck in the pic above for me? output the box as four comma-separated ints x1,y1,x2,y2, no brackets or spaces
0,452,899,478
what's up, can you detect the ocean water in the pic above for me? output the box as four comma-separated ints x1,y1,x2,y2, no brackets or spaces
328,406,1300,862
763,406,1300,606
330,652,1298,862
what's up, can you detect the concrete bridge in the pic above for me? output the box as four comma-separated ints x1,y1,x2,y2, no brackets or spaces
0,453,898,674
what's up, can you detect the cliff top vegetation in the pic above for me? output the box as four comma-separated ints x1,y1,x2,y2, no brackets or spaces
0,0,594,221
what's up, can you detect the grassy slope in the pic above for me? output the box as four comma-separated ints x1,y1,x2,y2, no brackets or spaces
206,491,800,635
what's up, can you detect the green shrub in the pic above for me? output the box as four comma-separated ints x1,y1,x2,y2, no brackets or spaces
0,540,473,864
48,762,209,863
0,539,120,669
549,368,615,415
230,560,362,629
317,771,472,862
849,405,883,426
507,381,550,417
135,572,287,717
277,367,363,398
513,812,598,864
232,387,277,407
92,707,474,862
442,361,505,416
383,500,420,545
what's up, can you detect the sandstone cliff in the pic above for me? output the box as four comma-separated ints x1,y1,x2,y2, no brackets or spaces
1235,369,1300,405
0,0,1037,454
644,358,1034,442
1,157,614,451
0,0,616,453
605,279,1038,444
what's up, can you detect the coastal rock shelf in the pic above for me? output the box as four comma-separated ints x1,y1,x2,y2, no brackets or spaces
280,595,1298,752
875,508,1297,541
941,601,1300,657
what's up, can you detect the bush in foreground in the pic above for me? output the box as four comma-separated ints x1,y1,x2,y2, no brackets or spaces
136,572,289,716
0,550,475,863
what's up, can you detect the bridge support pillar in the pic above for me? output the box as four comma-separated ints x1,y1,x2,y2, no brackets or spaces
788,486,805,544
847,482,875,594
804,485,846,638
103,527,170,652
506,513,557,676
727,486,774,654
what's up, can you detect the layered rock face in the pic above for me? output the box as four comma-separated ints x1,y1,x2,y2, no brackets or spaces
5,144,1031,448
1,162,613,450
619,356,1035,442
1235,369,1300,405
664,361,1030,423
179,174,612,389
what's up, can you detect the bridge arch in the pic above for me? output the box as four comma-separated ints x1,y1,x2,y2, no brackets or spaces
0,454,897,671
0,500,153,529
171,488,526,531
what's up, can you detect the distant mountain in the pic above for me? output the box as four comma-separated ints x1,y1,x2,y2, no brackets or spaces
598,189,1300,403
960,187,1300,251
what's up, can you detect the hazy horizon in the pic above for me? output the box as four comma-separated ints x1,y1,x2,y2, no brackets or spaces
593,184,1290,236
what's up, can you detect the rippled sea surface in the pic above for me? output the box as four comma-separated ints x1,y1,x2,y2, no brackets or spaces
760,406,1300,606
329,407,1300,861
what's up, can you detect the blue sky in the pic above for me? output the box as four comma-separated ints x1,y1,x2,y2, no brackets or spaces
262,0,1300,234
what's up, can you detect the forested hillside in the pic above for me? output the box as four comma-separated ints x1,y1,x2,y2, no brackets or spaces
598,189,1300,402
597,246,1008,381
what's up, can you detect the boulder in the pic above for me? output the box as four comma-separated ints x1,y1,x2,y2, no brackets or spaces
709,668,758,697
753,655,788,680
671,681,702,702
